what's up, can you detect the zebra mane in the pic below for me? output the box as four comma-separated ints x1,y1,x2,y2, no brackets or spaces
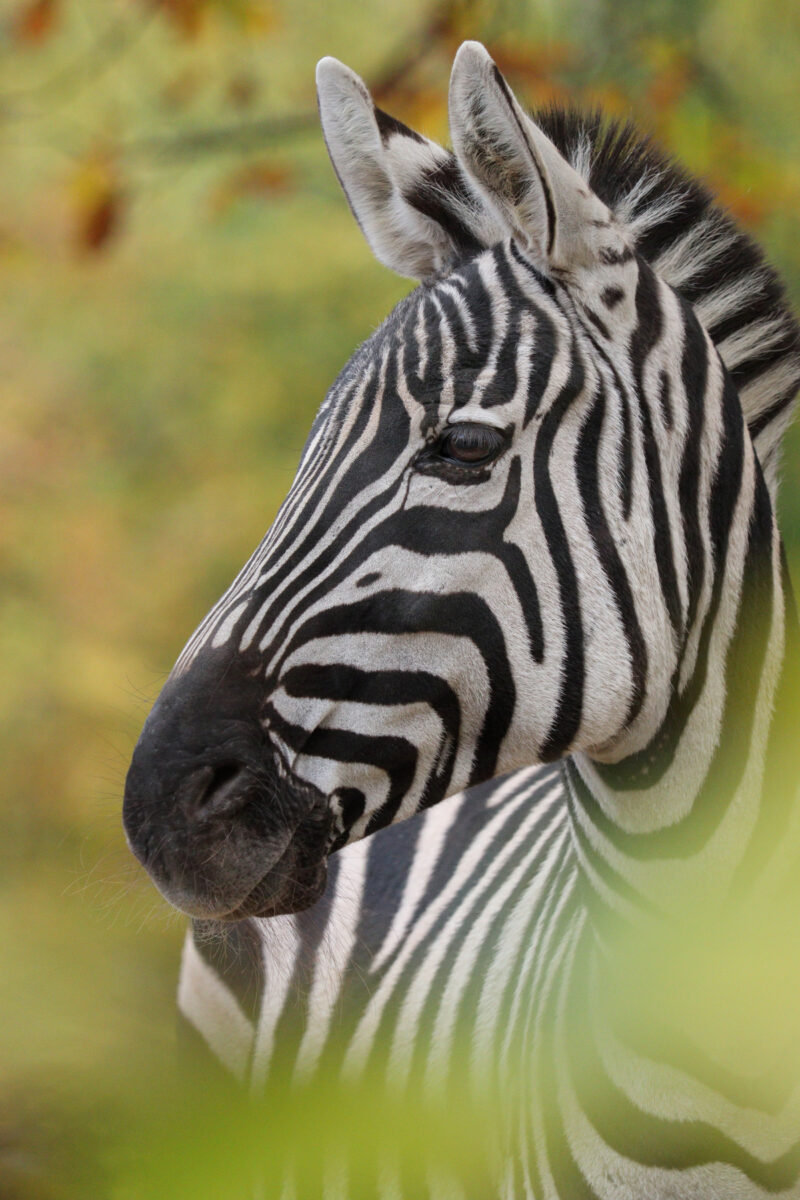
532,107,800,494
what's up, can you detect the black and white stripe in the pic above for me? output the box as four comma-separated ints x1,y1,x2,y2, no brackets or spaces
128,41,800,1199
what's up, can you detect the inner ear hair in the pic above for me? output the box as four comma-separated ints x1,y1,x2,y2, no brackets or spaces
316,56,492,281
448,41,629,275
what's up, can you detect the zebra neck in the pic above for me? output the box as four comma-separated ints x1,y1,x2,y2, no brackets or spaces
561,559,800,1084
563,543,800,929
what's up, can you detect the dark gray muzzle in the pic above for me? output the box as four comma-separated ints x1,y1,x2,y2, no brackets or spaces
123,649,331,920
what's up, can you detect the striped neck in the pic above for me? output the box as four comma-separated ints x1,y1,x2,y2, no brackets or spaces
563,465,799,929
560,550,800,1127
563,446,800,921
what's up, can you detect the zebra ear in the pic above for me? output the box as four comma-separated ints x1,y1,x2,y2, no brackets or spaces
316,57,489,282
449,42,628,274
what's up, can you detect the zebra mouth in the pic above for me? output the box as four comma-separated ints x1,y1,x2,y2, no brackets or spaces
125,770,334,922
214,802,333,921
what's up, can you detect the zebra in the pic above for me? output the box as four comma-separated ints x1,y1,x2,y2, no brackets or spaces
123,40,800,1197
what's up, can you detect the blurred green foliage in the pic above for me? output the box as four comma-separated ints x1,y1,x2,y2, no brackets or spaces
1,0,799,1195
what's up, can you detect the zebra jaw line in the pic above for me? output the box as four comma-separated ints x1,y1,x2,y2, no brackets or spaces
124,41,800,1194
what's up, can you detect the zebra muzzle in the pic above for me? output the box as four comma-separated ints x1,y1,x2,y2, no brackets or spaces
123,652,333,921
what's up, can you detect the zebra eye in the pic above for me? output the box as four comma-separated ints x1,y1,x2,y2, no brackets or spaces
437,423,506,465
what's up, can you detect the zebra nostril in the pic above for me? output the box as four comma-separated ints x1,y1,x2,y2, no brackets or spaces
180,761,250,821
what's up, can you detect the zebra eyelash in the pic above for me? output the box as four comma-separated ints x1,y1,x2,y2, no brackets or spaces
414,420,511,481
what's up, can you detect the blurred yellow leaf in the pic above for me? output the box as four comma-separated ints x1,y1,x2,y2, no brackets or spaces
149,0,206,38
236,0,279,35
67,153,124,253
584,83,630,117
639,36,694,133
211,160,295,215
490,40,574,85
379,86,448,138
145,0,278,38
712,177,769,229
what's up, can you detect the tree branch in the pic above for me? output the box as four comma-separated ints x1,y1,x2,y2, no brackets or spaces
121,0,472,164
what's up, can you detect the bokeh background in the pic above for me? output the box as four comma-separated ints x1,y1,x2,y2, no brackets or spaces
1,0,799,1195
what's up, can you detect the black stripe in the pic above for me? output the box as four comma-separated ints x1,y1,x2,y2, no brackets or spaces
536,348,587,759
677,306,708,641
403,155,485,257
277,589,515,789
657,368,673,429
575,379,647,730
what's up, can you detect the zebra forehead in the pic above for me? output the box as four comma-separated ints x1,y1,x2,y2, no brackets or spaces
320,244,563,420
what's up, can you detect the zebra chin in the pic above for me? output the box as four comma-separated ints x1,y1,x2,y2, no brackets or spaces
122,652,335,921
156,824,332,922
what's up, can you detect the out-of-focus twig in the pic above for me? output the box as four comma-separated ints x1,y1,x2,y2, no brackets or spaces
124,110,319,161
0,2,163,119
122,0,475,163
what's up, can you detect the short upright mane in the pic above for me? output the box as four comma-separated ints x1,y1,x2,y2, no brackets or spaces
319,63,799,495
535,107,800,493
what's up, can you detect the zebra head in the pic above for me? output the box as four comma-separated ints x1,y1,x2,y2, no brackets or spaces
123,43,799,921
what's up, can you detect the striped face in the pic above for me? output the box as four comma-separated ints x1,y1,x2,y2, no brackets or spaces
194,242,688,831
122,43,758,920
